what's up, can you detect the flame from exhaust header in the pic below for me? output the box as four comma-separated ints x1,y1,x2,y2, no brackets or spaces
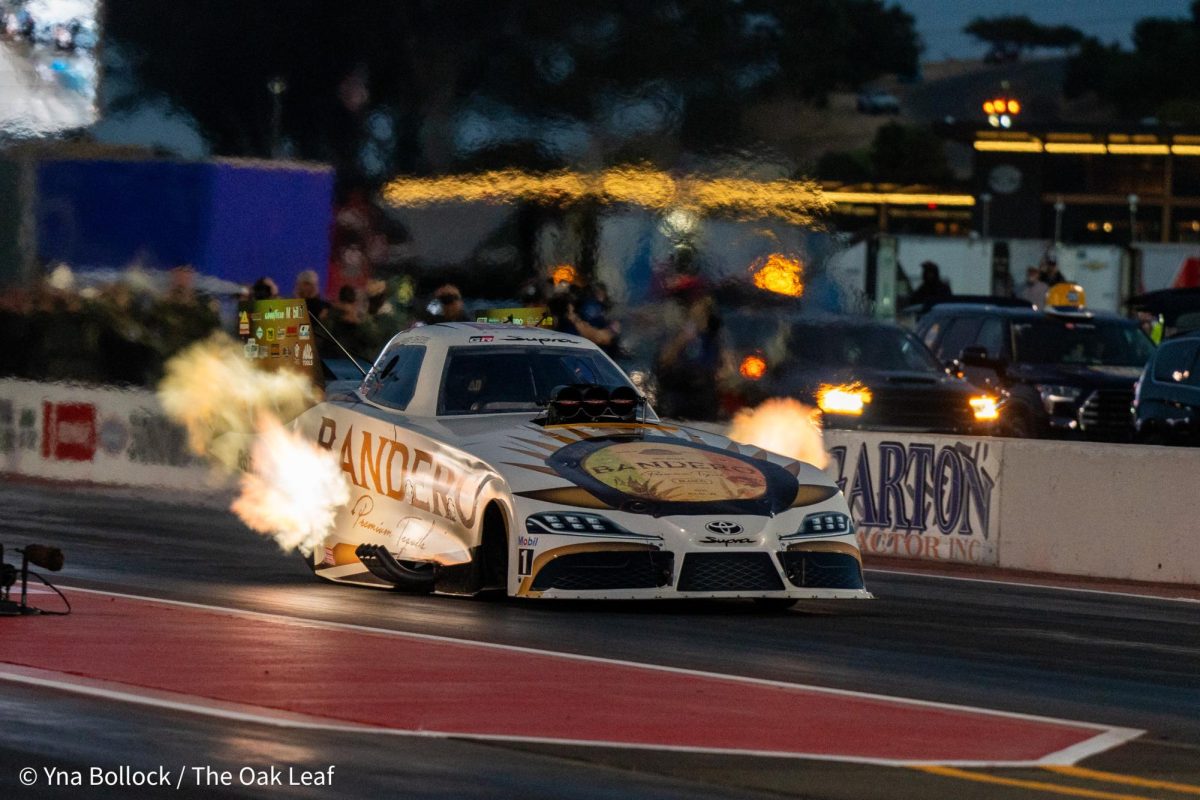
158,333,316,468
230,415,351,555
728,397,828,470
158,333,348,554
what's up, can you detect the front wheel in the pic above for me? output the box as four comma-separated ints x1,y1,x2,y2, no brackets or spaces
480,503,509,593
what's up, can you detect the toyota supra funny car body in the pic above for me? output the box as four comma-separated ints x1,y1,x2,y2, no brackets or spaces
293,323,870,603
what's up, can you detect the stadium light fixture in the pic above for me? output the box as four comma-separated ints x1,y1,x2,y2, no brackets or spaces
983,93,1021,128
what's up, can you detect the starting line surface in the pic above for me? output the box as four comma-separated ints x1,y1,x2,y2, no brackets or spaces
0,588,1140,766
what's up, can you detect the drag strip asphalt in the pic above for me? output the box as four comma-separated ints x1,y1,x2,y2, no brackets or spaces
2,480,1199,799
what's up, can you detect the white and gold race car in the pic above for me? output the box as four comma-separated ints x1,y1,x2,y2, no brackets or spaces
296,323,870,606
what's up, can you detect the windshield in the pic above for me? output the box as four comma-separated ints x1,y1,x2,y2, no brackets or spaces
1012,319,1154,367
440,346,632,415
786,324,944,373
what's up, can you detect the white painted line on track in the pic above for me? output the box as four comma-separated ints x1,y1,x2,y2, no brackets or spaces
0,665,1142,768
866,568,1200,604
1035,730,1152,768
18,582,1143,768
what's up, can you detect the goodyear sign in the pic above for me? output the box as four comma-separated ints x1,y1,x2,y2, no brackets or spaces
824,431,1000,565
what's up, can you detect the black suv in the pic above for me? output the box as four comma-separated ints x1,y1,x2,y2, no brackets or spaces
725,313,1001,434
1133,330,1200,445
916,303,1155,440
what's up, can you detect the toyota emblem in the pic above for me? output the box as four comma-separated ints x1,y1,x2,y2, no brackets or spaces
704,520,744,535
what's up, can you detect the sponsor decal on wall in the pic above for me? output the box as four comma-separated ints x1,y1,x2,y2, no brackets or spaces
126,408,199,467
98,415,130,456
0,400,37,454
0,380,207,488
42,402,97,462
826,433,999,565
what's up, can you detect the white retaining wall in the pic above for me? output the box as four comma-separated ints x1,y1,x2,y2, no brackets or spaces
0,378,209,490
993,439,1198,585
823,430,1199,585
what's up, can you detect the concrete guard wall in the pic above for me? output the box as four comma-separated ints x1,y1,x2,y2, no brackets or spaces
0,378,209,490
993,438,1199,585
823,430,1199,585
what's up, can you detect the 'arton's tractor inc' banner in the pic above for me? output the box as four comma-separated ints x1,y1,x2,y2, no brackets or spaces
823,431,1002,566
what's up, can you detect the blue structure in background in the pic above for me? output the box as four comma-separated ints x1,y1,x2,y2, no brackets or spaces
36,158,334,291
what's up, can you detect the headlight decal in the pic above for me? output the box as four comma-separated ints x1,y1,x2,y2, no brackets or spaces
781,512,854,540
525,512,662,540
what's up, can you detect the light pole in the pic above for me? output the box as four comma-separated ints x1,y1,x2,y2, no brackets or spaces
979,193,992,238
268,76,287,159
1127,193,1139,244
1054,196,1065,245
983,80,1021,128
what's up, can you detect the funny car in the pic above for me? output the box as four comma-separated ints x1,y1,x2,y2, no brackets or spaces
294,322,870,605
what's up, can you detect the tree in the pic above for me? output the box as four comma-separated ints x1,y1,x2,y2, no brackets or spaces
1065,4,1200,121
103,1,921,179
815,123,951,185
869,123,952,185
964,15,1083,61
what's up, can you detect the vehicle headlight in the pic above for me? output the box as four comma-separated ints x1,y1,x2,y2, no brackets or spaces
969,395,1000,421
817,384,872,415
781,512,854,540
1036,384,1082,414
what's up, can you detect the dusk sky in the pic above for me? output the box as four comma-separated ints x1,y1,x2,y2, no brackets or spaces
897,0,1194,61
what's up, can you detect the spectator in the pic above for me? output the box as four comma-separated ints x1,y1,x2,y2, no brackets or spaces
1041,255,1068,287
547,289,580,335
1018,266,1049,307
251,276,279,300
332,285,362,324
97,281,157,385
295,269,331,320
164,265,201,305
427,284,468,323
155,265,220,359
517,275,551,307
910,261,952,306
654,293,725,421
571,281,622,358
363,278,407,353
327,285,373,361
365,279,394,316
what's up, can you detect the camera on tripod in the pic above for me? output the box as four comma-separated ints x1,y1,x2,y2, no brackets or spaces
1,543,66,616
